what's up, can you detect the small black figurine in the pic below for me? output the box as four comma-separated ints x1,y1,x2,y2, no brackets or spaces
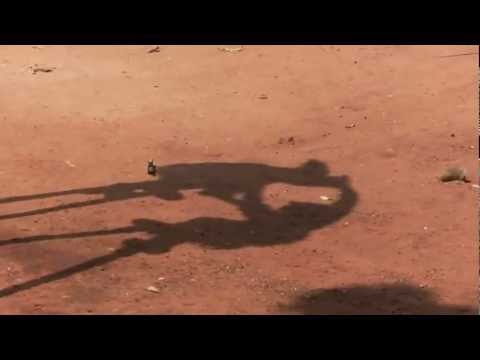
147,160,157,176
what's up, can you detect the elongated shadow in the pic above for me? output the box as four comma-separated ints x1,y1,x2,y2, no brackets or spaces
0,160,358,298
0,160,351,221
0,226,138,247
0,245,138,298
278,283,476,315
0,200,355,298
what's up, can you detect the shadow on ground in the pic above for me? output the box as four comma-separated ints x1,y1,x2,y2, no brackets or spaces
0,160,353,221
0,160,358,299
277,283,476,315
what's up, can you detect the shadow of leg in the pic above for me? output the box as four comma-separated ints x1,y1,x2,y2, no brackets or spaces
0,243,138,299
0,226,139,247
0,188,92,205
0,198,112,221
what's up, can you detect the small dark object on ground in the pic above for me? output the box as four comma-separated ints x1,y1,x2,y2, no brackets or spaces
439,167,468,182
278,136,295,145
148,46,161,53
147,160,157,176
31,66,55,75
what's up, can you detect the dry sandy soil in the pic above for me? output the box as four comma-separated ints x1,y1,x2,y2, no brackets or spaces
0,45,477,314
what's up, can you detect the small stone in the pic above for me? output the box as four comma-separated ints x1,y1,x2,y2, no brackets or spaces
146,286,160,293
218,46,244,53
384,148,396,158
233,192,246,201
258,94,269,100
439,167,467,182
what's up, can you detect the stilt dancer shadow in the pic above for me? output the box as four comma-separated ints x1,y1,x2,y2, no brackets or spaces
0,160,346,221
0,160,358,298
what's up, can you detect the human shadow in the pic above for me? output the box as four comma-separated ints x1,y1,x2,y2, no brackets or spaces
0,160,349,222
277,283,476,315
0,160,358,298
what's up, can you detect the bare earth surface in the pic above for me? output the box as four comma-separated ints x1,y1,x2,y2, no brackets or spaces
0,45,477,314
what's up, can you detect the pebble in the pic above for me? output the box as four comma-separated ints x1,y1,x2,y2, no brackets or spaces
439,167,467,182
146,286,160,293
384,148,396,157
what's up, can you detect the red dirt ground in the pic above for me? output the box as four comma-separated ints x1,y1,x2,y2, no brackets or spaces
0,45,477,314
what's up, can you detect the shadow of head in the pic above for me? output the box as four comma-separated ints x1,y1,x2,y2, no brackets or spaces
277,283,475,315
299,159,328,176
